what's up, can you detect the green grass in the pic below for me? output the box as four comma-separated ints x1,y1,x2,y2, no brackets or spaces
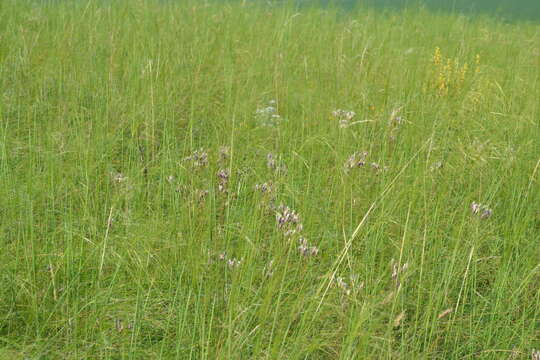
0,0,539,358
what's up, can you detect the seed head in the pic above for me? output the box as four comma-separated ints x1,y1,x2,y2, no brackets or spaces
437,308,453,319
267,153,276,170
430,161,443,171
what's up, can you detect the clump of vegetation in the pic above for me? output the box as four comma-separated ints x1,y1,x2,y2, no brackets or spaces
0,0,538,358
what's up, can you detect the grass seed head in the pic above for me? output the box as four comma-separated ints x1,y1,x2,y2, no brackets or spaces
437,308,453,319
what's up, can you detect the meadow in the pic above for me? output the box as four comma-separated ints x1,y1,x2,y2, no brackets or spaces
0,0,539,358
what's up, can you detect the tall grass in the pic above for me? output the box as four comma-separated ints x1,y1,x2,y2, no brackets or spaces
0,0,538,358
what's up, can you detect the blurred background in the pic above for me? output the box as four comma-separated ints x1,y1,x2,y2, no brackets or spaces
292,0,540,21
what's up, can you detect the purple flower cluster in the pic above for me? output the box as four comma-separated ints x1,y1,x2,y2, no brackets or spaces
471,202,493,219
217,169,230,193
183,149,208,168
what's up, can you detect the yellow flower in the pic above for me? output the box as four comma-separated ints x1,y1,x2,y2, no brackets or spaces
433,47,442,65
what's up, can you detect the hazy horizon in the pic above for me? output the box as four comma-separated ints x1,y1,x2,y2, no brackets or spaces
292,0,540,21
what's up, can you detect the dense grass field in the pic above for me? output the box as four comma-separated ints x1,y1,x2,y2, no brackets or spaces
0,0,539,358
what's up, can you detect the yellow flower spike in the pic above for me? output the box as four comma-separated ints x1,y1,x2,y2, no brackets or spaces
475,54,481,73
460,63,468,85
433,47,442,66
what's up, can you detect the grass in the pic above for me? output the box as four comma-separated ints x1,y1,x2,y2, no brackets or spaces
0,0,539,358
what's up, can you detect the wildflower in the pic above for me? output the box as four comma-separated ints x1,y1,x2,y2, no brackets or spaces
389,108,405,125
227,258,241,269
480,208,492,219
332,109,356,120
217,252,242,268
370,162,388,174
266,152,287,175
336,277,350,295
255,181,273,194
345,151,368,170
255,100,281,127
184,149,208,168
217,169,230,193
350,274,364,292
267,153,276,170
219,146,230,162
115,319,124,333
112,172,127,184
404,47,415,55
433,47,442,66
391,259,409,289
335,274,363,296
263,260,275,278
276,205,300,227
166,175,175,184
196,189,209,202
332,109,356,128
459,63,468,84
298,237,319,257
217,169,229,180
275,204,303,237
471,202,492,219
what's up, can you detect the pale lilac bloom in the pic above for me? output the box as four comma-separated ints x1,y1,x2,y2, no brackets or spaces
184,149,208,168
256,100,281,127
471,202,492,219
